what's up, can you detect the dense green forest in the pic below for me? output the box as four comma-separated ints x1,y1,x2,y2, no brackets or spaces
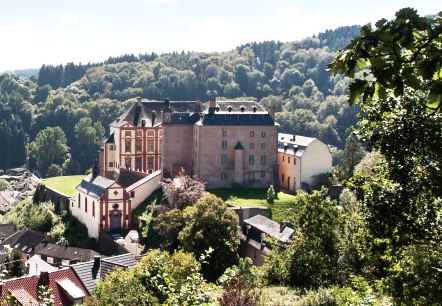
0,25,360,177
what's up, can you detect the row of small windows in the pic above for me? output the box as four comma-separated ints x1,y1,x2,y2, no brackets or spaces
222,130,267,138
282,155,296,165
124,139,161,153
124,130,161,137
221,142,266,150
221,155,267,165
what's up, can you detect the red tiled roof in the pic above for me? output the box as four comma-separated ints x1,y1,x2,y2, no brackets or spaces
0,268,89,305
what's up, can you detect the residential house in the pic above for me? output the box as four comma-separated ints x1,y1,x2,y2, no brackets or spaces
278,133,332,192
33,241,101,267
0,229,52,258
240,214,295,266
0,269,89,305
0,225,15,242
71,253,137,295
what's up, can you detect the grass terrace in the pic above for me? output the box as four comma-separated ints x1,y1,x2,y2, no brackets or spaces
42,175,84,196
207,188,297,208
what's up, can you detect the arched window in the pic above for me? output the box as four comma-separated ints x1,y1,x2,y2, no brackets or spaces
85,197,88,213
92,201,95,217
78,194,81,208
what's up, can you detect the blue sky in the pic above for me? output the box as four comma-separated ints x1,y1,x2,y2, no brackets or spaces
0,0,440,71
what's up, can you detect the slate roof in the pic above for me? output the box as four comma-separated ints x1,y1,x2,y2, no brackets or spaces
0,269,89,306
101,253,137,279
71,253,137,295
214,101,266,112
34,241,101,262
170,112,201,124
116,168,148,188
0,228,52,253
201,113,275,126
0,224,15,240
278,133,317,157
76,174,118,200
244,214,295,243
70,260,100,295
110,100,200,128
105,132,115,144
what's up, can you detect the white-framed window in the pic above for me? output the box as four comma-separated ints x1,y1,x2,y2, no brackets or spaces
147,140,154,152
222,141,227,149
250,131,255,137
147,130,155,137
250,143,254,149
222,130,227,137
261,143,266,149
125,140,131,152
136,130,142,137
261,131,266,137
136,139,142,151
125,131,131,137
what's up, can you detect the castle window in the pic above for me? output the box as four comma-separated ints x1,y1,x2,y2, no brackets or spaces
109,162,113,167
260,155,267,165
131,191,135,197
125,131,131,137
159,138,162,149
147,156,154,169
136,157,142,170
248,155,254,164
250,131,255,137
261,131,266,137
261,143,266,149
109,145,114,150
147,130,155,137
136,140,142,152
125,140,131,152
126,214,129,220
78,194,80,208
250,143,254,149
222,141,227,149
92,201,95,217
222,130,227,137
85,197,88,213
282,174,285,182
221,154,227,164
288,157,291,163
221,172,227,180
282,155,285,162
294,159,296,165
147,140,154,153
261,171,265,177
158,130,163,137
136,130,142,137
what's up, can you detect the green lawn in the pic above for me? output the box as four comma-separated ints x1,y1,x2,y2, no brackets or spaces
207,188,297,207
42,175,84,196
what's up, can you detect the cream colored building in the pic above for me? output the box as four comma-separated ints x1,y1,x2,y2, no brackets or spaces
163,99,279,189
278,133,332,192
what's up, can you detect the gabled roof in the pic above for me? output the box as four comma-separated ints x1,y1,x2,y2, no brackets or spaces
76,174,120,200
0,269,89,306
213,101,266,113
244,215,295,243
110,100,200,128
101,253,137,279
105,132,115,144
34,241,101,262
25,255,59,276
116,168,148,189
0,228,52,253
71,253,137,295
278,133,318,157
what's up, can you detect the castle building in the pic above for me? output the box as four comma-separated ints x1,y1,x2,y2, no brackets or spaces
162,99,279,188
100,97,199,180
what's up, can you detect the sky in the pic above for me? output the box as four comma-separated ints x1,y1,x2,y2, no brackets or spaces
0,0,440,72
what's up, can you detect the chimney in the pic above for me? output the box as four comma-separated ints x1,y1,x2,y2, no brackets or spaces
208,98,216,114
268,106,275,120
164,98,170,109
292,134,296,142
39,271,49,286
151,111,156,127
141,119,146,127
137,97,142,105
92,159,99,177
93,255,101,268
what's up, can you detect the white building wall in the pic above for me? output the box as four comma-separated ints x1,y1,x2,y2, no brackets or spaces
300,139,332,186
70,193,100,240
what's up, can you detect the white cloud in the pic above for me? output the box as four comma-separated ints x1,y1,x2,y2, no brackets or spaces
58,12,79,25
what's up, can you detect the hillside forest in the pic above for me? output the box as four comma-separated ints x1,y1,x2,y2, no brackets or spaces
0,25,361,177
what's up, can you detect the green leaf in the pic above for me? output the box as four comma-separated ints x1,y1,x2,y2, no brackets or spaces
348,79,368,105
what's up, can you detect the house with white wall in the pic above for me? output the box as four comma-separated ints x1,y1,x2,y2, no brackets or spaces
278,133,332,192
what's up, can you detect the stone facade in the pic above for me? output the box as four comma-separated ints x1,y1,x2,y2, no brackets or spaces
162,99,279,189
